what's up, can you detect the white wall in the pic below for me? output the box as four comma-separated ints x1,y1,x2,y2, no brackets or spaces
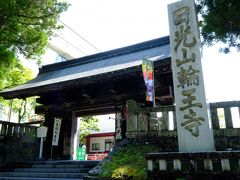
89,136,114,153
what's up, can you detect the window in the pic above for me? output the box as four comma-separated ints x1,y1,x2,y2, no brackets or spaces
105,139,112,152
55,55,66,63
92,143,100,150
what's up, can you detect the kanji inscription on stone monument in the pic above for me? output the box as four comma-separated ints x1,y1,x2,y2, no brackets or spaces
168,0,215,152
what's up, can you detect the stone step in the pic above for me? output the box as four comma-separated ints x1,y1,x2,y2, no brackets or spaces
30,160,99,165
0,177,83,180
30,164,94,168
0,172,85,178
0,160,99,180
2,161,99,169
13,167,89,173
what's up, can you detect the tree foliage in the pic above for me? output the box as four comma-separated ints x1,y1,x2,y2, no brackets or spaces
1,97,37,123
0,0,69,60
196,0,240,53
0,48,36,123
79,116,100,142
0,0,69,90
0,49,33,91
0,1,69,122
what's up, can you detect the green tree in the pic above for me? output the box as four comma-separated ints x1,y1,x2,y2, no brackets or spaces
79,116,100,143
0,0,69,61
0,49,33,91
0,0,69,122
0,49,35,122
196,0,240,53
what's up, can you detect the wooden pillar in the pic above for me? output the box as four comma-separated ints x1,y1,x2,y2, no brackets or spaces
62,110,74,160
42,112,53,159
70,112,79,160
43,109,73,160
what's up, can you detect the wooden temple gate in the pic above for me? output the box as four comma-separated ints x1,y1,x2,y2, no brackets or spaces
1,100,240,163
0,36,173,160
2,34,239,164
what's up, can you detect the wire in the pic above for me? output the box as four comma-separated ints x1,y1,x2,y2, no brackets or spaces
53,33,88,56
58,19,101,52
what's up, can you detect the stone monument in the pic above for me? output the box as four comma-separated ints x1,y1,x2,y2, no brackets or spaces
168,0,215,152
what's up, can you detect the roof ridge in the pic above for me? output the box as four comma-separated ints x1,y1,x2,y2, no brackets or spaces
39,36,169,74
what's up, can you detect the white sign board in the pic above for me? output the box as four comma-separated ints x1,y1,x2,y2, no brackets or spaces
168,0,215,152
37,126,48,138
52,118,62,146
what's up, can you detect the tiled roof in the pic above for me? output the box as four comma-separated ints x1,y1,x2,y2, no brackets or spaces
0,36,170,99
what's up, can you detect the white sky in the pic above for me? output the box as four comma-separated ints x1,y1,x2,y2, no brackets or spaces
93,114,115,133
46,0,240,103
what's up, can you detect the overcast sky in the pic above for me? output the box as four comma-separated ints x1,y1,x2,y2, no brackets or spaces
47,0,240,102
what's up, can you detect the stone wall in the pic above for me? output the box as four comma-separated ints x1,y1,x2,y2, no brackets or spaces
0,135,39,165
0,121,39,165
147,151,240,179
125,100,240,151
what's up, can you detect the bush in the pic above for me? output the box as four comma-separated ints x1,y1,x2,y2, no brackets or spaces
99,144,158,179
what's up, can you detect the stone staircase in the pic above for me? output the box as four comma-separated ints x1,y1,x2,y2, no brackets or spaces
0,160,100,180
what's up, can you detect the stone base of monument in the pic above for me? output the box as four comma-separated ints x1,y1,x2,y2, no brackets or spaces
146,151,240,179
